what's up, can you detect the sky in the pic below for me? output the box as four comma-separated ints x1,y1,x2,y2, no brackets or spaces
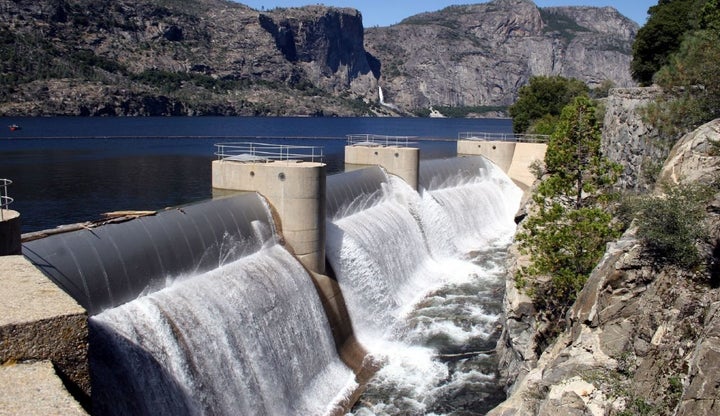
235,0,657,27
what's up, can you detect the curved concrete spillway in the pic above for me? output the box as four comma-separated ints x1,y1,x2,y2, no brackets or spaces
22,193,275,315
419,155,493,191
325,166,388,219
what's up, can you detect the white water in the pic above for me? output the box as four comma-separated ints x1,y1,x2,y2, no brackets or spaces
91,244,357,416
326,162,522,414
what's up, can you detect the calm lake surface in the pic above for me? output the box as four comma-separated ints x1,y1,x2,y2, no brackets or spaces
0,116,512,232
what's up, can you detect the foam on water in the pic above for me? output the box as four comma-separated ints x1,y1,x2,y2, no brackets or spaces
91,244,356,416
328,160,522,414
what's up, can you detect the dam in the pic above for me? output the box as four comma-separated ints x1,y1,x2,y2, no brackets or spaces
2,133,545,414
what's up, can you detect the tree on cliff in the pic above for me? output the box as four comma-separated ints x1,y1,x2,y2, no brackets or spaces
631,0,705,86
640,0,720,141
517,96,621,338
508,76,588,134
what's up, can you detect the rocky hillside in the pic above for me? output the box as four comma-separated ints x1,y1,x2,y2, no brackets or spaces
0,0,380,116
366,0,638,112
0,0,636,116
491,92,720,415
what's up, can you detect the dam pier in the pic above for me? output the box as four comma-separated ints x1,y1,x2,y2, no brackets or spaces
1,133,546,415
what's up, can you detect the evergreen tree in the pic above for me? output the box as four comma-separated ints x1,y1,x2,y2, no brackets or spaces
631,0,705,85
517,96,621,333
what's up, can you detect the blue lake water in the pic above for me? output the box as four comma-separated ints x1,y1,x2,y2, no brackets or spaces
0,117,512,232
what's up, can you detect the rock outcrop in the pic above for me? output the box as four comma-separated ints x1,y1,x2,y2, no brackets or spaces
602,87,665,190
365,0,638,113
0,0,637,116
491,119,720,416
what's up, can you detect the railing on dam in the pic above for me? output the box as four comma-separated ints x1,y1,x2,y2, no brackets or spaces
0,178,13,221
458,132,549,143
215,142,325,163
347,134,417,147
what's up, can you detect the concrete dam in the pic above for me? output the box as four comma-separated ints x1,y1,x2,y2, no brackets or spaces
5,135,546,414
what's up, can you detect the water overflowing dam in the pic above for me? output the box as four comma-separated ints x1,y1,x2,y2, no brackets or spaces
20,154,522,415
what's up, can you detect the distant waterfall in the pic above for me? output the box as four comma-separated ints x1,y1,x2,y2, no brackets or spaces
377,86,400,111
90,244,356,416
326,158,522,414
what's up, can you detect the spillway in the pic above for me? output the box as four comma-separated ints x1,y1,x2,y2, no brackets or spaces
23,194,275,315
18,155,523,415
22,193,356,415
326,156,522,414
90,245,356,416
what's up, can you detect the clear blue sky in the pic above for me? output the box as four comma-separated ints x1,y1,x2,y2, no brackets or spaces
235,0,656,27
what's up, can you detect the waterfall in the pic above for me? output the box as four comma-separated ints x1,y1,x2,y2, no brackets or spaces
90,244,357,416
326,158,522,414
378,86,385,104
419,158,523,254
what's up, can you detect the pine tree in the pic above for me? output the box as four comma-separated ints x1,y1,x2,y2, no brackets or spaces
517,96,622,332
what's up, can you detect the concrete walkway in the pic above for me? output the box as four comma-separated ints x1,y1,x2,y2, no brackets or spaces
0,361,87,416
0,255,89,414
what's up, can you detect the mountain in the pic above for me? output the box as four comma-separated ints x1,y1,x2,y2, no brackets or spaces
365,0,638,112
0,0,637,117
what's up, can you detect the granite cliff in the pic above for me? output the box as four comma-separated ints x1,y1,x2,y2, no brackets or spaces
0,0,636,117
0,0,379,116
365,0,638,112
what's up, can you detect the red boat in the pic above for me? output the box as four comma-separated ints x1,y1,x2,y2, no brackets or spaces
8,124,20,131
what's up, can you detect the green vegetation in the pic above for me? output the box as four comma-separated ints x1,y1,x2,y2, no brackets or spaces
508,75,589,134
539,8,590,43
632,0,720,142
631,0,705,86
625,184,714,269
517,96,622,338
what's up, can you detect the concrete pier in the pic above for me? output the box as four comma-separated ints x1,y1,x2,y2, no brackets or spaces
457,140,516,172
345,135,420,189
457,133,547,191
213,156,327,274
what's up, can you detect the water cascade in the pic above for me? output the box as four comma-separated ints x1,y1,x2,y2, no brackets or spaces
23,193,357,415
90,245,357,416
325,156,522,414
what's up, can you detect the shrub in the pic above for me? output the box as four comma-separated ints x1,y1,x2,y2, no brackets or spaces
634,184,712,269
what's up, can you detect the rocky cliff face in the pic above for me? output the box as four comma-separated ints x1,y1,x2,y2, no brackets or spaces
602,87,665,190
365,0,638,113
0,0,636,116
491,119,720,415
0,0,379,116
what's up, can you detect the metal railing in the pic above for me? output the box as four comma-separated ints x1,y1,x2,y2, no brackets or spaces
458,132,549,143
346,134,417,147
214,142,324,163
0,179,13,221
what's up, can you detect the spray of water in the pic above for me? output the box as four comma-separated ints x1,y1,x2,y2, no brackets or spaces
91,245,357,416
327,162,522,414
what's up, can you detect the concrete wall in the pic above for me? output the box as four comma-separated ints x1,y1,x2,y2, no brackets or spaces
345,145,420,189
507,143,547,191
0,210,21,256
212,160,327,273
0,255,89,409
458,140,547,191
457,140,516,172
